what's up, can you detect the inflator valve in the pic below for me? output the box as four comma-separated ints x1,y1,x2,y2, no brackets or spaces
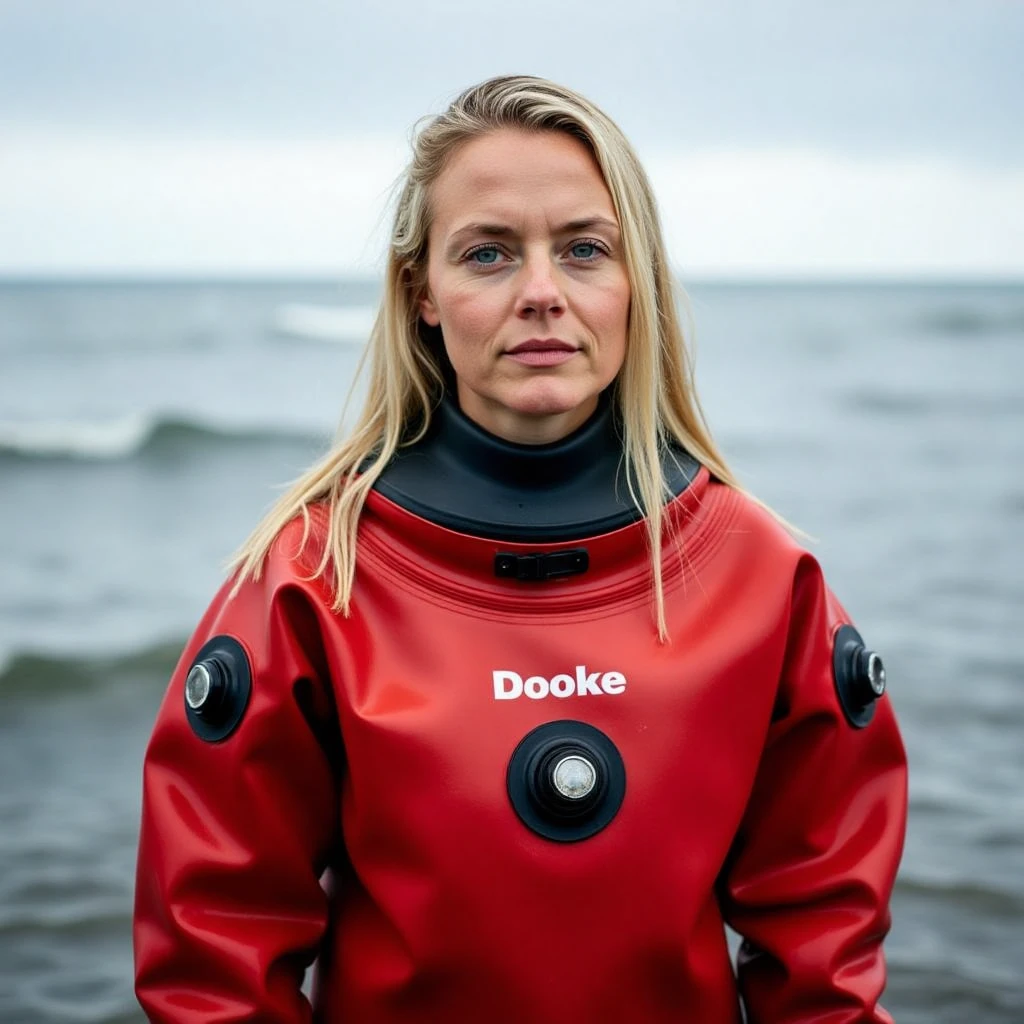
552,755,598,801
507,721,626,842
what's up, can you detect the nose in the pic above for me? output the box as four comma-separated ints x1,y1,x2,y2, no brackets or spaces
514,253,565,319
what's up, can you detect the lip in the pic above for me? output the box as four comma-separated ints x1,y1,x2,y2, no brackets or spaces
506,338,577,354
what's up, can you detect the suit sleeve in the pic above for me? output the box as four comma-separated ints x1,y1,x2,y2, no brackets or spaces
720,554,908,1023
133,549,341,1022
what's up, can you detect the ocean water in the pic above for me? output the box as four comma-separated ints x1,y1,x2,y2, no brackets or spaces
1,279,1021,1021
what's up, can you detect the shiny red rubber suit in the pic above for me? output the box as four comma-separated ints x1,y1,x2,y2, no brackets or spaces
134,468,906,1022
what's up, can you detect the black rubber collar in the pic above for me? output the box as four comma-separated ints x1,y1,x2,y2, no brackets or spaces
372,392,700,542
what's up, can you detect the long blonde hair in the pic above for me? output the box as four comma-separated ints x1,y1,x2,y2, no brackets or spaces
231,74,745,639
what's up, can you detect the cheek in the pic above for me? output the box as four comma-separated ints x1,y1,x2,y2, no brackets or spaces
592,281,631,342
436,287,504,349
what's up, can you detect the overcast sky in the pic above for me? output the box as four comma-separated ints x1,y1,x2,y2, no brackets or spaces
2,0,1022,277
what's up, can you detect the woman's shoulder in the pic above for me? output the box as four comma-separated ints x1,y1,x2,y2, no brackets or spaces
252,502,334,593
706,478,816,568
700,481,842,630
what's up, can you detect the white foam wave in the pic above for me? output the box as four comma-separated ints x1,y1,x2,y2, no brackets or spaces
272,303,375,344
0,415,153,459
0,414,325,460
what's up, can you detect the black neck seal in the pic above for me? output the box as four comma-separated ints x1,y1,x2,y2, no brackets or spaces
371,394,701,542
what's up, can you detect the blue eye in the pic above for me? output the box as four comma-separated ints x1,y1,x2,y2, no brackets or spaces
469,247,501,264
570,242,600,260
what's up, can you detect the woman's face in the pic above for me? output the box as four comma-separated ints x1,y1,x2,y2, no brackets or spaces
420,129,631,445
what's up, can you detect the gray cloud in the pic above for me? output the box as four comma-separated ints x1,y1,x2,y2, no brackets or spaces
2,0,1021,166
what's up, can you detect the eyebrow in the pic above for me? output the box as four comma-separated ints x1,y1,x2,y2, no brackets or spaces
444,216,621,256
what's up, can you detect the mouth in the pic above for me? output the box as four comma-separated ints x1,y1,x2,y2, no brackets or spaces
506,338,578,355
504,339,580,368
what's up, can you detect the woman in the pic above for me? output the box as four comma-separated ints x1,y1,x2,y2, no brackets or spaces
134,76,906,1022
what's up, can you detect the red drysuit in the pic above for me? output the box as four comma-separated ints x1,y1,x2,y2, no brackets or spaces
134,462,906,1022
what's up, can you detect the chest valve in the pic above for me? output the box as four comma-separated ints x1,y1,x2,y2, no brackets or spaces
507,720,626,842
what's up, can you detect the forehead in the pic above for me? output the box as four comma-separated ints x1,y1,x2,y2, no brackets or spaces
429,129,617,230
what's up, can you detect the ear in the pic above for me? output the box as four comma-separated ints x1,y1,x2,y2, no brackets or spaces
419,290,441,327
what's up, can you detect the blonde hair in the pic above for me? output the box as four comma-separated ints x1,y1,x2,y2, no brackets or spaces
231,74,747,639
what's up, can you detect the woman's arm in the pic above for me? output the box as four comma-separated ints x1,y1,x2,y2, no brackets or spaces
720,555,907,1023
134,545,341,1023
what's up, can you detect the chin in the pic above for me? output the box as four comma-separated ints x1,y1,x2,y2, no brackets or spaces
501,381,598,420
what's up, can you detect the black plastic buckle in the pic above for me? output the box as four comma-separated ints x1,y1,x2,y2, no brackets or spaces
494,548,590,581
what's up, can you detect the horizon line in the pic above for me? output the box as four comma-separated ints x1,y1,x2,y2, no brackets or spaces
2,271,1023,287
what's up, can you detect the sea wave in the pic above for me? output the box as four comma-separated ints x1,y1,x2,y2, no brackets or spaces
919,305,1024,337
895,875,1024,919
0,639,185,701
271,303,376,343
842,389,1023,418
0,415,325,462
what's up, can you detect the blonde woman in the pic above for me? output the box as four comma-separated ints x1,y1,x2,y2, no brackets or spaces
134,76,906,1022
